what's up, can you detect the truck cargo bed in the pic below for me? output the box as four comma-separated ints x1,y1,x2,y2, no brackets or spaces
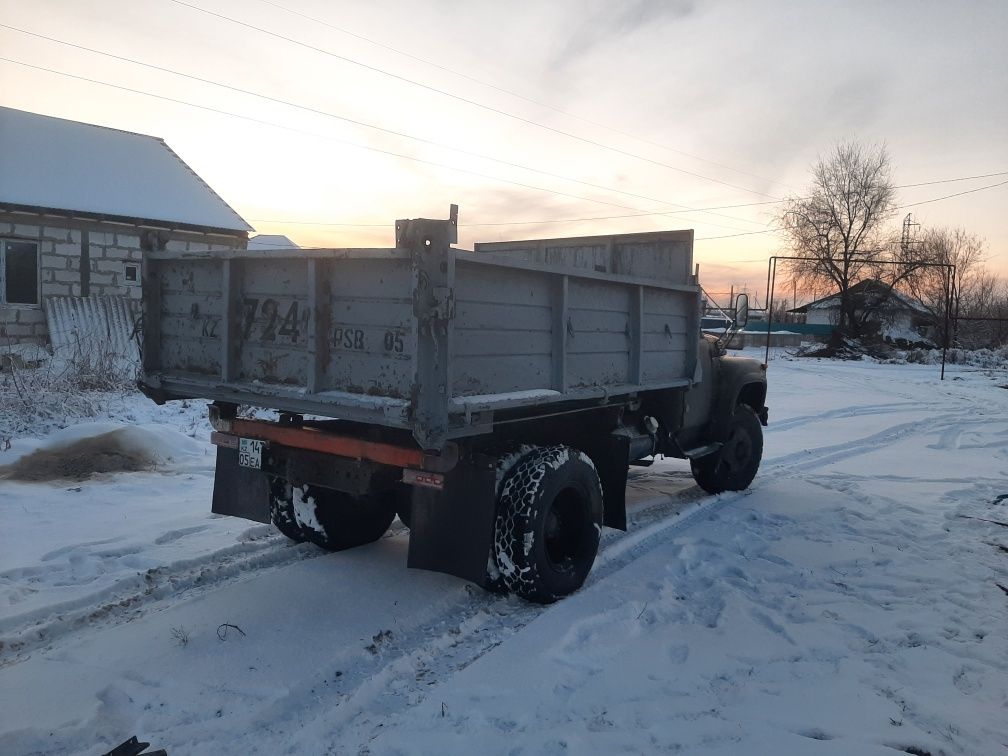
140,215,700,450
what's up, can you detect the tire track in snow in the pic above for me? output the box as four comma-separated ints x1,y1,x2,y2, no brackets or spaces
1,389,976,710
271,403,991,745
0,399,947,671
0,531,324,664
234,487,747,753
764,412,993,475
767,401,940,434
777,360,954,404
1,382,951,667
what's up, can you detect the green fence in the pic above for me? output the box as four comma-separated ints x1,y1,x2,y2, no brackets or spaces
748,322,835,336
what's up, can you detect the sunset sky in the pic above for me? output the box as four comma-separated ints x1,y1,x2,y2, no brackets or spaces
2,0,1005,306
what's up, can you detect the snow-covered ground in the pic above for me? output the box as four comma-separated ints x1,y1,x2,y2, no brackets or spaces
1,352,1007,755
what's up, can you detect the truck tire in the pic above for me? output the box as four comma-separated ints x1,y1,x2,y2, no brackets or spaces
291,484,397,551
483,445,534,593
690,404,763,494
268,476,308,543
493,445,603,604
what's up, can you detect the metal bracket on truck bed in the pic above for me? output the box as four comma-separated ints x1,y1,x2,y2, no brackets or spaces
399,206,460,450
396,203,458,246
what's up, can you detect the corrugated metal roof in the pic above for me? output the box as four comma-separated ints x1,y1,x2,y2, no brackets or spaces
44,296,141,366
0,106,252,233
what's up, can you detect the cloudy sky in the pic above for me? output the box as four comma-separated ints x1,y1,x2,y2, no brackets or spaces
2,0,1005,303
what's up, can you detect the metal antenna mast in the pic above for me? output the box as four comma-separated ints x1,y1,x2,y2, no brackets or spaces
901,212,919,253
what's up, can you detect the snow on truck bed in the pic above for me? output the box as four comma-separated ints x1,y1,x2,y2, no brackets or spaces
0,352,1006,755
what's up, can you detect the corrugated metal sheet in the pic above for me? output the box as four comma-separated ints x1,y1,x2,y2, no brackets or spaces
44,296,141,364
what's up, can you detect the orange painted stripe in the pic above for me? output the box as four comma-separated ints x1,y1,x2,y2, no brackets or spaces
227,418,424,469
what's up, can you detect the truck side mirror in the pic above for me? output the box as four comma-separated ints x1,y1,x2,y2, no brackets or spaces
735,293,749,329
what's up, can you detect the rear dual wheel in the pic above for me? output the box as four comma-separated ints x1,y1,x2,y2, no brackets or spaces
268,477,397,551
269,444,605,604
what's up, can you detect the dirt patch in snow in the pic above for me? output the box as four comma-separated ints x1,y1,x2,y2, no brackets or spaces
0,431,155,481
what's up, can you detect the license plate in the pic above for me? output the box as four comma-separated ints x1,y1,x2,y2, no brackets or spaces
238,438,264,469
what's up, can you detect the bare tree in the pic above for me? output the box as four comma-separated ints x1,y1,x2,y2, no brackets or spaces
969,268,1001,317
779,141,901,338
902,227,998,345
909,227,987,316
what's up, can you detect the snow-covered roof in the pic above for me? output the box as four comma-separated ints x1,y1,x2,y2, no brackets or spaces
0,107,252,234
792,280,930,315
806,291,929,315
248,234,300,250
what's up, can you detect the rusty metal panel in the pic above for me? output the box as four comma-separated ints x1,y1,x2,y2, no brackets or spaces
44,295,140,364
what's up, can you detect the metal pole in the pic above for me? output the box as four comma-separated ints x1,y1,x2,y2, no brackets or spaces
951,264,960,346
765,257,777,367
940,264,951,381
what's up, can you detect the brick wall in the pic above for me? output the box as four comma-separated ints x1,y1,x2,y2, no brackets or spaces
1,211,247,345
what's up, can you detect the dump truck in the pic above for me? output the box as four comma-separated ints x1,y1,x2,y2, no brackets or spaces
139,207,768,603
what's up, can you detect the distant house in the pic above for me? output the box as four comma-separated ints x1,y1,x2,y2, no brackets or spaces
248,234,300,250
0,106,252,345
789,280,933,342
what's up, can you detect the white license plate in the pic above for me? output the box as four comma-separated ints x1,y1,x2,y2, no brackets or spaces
238,438,264,469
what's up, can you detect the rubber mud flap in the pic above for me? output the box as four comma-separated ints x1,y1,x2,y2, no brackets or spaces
406,454,497,587
211,447,270,523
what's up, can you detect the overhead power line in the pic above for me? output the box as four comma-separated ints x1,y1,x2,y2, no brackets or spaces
0,23,765,230
167,0,780,200
250,199,783,228
899,178,1008,208
250,172,1008,230
897,171,1008,188
0,56,764,234
696,230,777,241
256,170,1008,243
9,23,1001,234
252,0,791,193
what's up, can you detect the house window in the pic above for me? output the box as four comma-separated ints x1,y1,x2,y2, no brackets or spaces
1,239,40,306
124,262,140,284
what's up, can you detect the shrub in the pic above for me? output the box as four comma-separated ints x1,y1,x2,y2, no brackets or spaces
0,336,137,438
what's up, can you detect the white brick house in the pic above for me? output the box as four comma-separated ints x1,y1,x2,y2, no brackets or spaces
0,106,251,344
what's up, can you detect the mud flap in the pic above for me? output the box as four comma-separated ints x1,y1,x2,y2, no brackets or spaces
406,453,497,587
211,447,270,524
586,435,630,531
